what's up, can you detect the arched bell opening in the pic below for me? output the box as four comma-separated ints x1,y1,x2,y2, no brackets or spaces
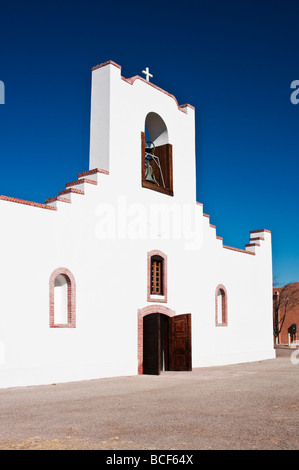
145,112,168,147
141,112,173,196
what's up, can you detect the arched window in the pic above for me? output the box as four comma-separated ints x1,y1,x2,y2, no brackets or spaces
49,268,76,328
215,285,228,326
147,250,167,302
141,112,173,196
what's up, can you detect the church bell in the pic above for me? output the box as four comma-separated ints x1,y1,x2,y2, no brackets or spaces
145,160,159,185
145,141,159,186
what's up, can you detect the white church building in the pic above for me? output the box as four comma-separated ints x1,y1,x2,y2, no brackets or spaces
0,60,275,388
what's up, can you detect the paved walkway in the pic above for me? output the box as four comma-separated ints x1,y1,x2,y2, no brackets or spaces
0,348,298,450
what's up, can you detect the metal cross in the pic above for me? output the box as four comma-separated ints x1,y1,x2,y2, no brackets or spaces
142,67,153,82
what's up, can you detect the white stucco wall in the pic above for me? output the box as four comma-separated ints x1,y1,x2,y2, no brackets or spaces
0,61,275,388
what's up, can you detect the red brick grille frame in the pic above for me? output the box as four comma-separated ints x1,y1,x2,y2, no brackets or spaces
137,305,175,374
49,267,76,328
215,284,228,327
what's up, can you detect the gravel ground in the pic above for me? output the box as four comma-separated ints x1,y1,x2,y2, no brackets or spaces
0,348,298,450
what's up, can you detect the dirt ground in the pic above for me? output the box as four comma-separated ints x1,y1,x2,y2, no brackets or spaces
0,348,298,450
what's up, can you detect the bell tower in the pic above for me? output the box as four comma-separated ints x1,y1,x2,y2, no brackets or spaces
88,60,196,204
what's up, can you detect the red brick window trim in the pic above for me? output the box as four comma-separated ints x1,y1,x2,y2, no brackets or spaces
49,267,76,328
215,284,228,327
147,250,167,303
137,305,175,374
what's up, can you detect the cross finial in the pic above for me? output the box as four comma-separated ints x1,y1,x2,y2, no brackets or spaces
142,67,153,82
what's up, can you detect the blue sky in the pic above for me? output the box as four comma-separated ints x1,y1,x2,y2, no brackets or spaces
0,0,298,286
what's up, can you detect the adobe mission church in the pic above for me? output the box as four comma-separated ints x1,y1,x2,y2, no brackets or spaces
0,60,275,388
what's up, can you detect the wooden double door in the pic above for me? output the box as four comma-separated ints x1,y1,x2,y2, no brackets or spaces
143,313,192,375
